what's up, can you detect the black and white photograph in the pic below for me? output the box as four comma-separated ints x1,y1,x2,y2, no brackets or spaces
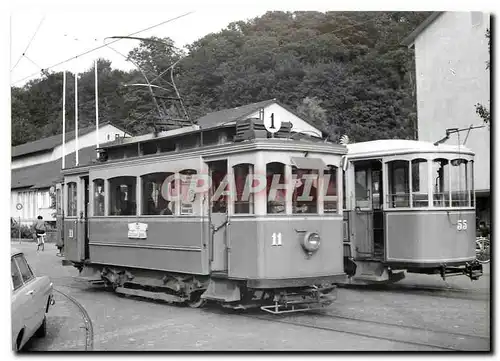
5,0,492,353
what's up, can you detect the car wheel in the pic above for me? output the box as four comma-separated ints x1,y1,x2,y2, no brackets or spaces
35,316,47,338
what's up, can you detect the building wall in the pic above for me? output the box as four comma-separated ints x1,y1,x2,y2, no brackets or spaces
248,103,322,137
11,188,53,224
414,12,490,193
11,124,129,169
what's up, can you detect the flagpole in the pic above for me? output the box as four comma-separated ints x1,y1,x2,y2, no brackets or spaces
95,60,99,150
62,71,66,169
75,72,79,166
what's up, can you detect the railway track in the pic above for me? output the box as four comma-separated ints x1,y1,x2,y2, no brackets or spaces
51,276,489,351
53,288,94,351
337,283,489,301
243,310,489,351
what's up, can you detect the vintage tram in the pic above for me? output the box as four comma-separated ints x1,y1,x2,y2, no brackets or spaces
342,139,483,284
57,118,347,314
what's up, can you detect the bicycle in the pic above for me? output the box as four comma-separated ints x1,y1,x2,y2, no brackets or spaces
36,233,45,252
475,237,490,264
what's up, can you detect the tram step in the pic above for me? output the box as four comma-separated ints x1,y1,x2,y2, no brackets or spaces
115,286,186,304
201,279,241,302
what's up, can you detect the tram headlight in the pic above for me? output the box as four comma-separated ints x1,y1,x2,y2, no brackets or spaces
301,232,321,254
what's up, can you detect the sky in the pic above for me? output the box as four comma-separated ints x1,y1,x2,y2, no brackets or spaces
8,0,497,87
9,1,338,87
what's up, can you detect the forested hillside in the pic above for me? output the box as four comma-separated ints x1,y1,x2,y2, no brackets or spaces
11,11,432,146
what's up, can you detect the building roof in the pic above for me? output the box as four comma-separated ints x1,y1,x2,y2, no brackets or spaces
195,99,276,129
11,121,128,158
401,12,444,47
347,139,474,158
11,145,98,190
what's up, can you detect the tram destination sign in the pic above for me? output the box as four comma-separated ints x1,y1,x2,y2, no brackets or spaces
128,222,148,239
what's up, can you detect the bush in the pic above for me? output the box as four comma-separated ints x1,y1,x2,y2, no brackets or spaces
11,222,34,239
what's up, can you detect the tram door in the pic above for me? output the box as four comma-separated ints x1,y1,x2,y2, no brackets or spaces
208,160,229,273
76,176,90,260
352,160,385,260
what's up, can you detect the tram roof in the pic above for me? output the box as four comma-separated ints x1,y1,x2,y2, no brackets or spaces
346,139,474,157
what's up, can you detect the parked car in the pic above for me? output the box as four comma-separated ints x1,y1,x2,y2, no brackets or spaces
11,248,54,351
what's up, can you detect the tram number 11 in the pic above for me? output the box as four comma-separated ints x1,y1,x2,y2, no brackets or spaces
457,220,468,231
272,232,283,246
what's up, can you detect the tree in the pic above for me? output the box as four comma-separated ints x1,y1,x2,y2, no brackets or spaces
475,28,490,126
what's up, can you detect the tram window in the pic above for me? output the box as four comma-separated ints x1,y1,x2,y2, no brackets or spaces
468,161,475,207
266,162,286,214
432,159,450,207
450,159,469,207
141,173,173,216
292,168,318,214
411,159,429,207
355,168,369,208
93,179,105,216
234,164,254,214
342,170,347,210
180,169,197,215
210,160,228,213
56,188,62,215
387,160,410,208
158,141,176,153
324,165,338,213
67,182,77,217
141,142,159,155
109,177,137,216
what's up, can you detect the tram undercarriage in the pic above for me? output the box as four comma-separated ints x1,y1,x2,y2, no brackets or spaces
342,258,483,285
71,263,338,314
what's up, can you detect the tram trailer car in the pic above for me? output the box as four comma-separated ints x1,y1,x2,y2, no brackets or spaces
58,119,347,314
341,139,483,284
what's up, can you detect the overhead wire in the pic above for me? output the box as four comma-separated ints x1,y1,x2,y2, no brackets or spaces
11,16,46,72
11,11,194,86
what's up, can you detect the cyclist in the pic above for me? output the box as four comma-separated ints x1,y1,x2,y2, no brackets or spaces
34,215,47,251
477,221,490,238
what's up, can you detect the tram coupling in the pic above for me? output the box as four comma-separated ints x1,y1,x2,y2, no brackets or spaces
260,285,337,315
438,261,483,281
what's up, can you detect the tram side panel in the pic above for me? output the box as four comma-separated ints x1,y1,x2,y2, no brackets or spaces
385,210,476,266
87,217,209,275
228,216,345,285
64,218,80,262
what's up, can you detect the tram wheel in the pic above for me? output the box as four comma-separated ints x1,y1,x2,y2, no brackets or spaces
186,291,206,308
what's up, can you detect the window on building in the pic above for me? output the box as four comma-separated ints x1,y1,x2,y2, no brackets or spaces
471,12,483,27
324,165,338,213
292,167,318,214
411,159,429,207
109,177,137,216
93,179,105,216
387,160,410,208
142,172,174,216
266,162,286,214
450,159,469,207
233,164,254,214
432,159,450,207
67,182,77,217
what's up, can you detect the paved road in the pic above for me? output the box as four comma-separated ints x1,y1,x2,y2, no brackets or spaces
15,242,490,351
